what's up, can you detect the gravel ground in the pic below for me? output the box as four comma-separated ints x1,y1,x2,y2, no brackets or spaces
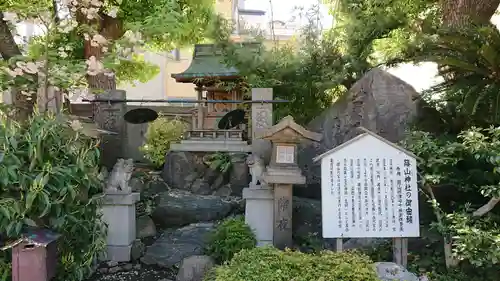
87,263,176,281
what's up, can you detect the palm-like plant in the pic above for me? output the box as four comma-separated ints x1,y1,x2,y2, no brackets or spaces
414,24,500,128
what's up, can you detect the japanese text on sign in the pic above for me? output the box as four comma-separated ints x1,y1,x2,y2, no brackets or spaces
319,134,420,238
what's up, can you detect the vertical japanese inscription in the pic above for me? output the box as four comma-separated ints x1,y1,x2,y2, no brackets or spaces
389,159,396,232
278,197,290,214
369,159,376,232
356,158,363,230
337,160,342,230
363,158,369,232
329,159,334,195
350,159,356,229
404,159,414,225
343,158,349,233
273,184,293,249
376,158,383,232
383,159,389,229
396,164,404,232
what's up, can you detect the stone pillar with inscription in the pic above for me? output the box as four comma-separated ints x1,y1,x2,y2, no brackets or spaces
243,88,274,246
255,116,322,249
93,90,127,169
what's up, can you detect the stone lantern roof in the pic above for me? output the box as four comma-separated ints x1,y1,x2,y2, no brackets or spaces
255,115,322,143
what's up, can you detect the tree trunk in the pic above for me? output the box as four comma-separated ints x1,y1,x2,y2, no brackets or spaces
80,14,125,168
0,14,21,60
84,14,123,93
441,0,500,27
0,13,36,121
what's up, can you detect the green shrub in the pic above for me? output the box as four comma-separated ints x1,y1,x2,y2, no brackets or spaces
140,116,187,168
208,246,379,281
0,111,106,281
205,216,256,263
203,152,232,173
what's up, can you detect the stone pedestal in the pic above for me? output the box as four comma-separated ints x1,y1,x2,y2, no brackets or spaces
264,170,305,250
101,192,140,262
243,185,274,246
273,184,293,249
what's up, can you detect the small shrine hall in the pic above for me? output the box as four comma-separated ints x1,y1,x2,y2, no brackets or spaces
169,43,260,152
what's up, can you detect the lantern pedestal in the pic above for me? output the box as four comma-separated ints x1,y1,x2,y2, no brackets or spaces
101,192,140,262
264,172,306,250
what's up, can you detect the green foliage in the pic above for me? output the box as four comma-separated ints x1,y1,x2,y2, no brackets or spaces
412,24,500,128
211,13,343,124
0,251,9,281
104,53,160,85
203,152,232,173
366,231,499,281
140,116,187,168
205,216,256,264
329,0,438,65
207,246,379,281
210,0,437,124
0,110,106,281
0,0,217,95
120,0,216,51
402,127,500,267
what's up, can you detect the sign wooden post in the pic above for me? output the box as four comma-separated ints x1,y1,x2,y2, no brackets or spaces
313,127,419,266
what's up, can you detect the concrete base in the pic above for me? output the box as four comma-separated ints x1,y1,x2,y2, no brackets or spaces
243,186,274,247
101,192,140,262
106,245,133,263
171,140,251,152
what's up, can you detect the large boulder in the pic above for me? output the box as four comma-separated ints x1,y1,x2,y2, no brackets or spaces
162,151,249,196
297,68,438,199
162,151,200,192
374,262,419,281
176,255,215,281
141,223,214,268
151,189,242,228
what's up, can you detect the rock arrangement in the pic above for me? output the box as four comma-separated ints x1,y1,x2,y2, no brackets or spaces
297,68,440,199
91,161,426,281
89,70,437,281
88,172,241,281
162,152,249,197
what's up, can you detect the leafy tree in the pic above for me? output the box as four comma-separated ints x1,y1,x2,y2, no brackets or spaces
0,0,217,118
403,127,500,268
410,24,500,130
0,109,107,280
210,8,348,124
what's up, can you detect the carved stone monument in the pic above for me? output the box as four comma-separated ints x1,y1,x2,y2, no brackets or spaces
93,90,127,169
243,88,274,246
255,116,322,249
101,158,140,262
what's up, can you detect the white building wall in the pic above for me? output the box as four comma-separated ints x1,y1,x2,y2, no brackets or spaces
119,52,169,106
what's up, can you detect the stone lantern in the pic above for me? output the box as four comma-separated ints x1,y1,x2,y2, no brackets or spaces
255,116,322,249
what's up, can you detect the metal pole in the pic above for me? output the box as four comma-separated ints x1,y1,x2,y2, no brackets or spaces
81,98,290,104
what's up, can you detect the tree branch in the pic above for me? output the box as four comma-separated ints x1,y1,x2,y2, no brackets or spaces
52,0,60,24
472,197,500,217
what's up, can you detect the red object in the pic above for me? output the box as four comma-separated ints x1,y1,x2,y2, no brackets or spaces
12,241,58,281
2,228,60,281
